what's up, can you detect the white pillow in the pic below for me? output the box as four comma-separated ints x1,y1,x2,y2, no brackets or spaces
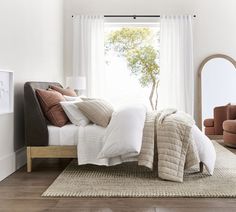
98,105,146,159
60,101,90,126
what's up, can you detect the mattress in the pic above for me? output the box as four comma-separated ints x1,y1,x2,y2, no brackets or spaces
48,124,78,146
47,124,106,146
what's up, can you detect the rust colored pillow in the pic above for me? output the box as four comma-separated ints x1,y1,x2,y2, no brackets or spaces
36,89,69,127
50,85,77,97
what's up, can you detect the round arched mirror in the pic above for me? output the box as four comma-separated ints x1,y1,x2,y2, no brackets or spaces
198,54,236,138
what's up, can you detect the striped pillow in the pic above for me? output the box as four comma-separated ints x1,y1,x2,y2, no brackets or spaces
76,99,113,127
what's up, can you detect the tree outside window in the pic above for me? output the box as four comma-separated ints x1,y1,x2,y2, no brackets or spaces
105,27,160,110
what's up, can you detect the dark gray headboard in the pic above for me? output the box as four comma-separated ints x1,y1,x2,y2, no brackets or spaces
24,81,62,146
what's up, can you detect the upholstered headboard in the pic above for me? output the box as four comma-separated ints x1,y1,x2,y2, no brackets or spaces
24,81,63,146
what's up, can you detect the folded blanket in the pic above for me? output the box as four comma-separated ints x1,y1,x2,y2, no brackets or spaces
156,110,200,182
139,109,200,182
78,106,214,183
138,111,157,169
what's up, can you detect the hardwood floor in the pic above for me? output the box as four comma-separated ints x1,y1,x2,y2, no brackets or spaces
0,143,236,212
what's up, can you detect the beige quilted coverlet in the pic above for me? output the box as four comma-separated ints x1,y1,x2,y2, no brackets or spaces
139,109,200,182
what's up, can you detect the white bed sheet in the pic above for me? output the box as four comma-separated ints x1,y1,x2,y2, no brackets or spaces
78,124,138,166
48,123,215,175
48,124,78,146
47,123,106,147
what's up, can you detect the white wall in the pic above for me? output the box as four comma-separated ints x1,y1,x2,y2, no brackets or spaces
0,0,64,180
63,0,236,123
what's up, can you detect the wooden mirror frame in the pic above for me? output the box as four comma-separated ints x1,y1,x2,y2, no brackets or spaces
197,54,236,131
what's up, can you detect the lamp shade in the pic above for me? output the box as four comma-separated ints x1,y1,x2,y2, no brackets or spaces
66,76,86,90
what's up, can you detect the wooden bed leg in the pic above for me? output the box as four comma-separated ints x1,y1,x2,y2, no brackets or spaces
199,162,204,173
27,147,32,172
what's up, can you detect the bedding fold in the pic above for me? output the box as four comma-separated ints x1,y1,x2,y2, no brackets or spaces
77,106,215,183
138,111,157,169
139,109,200,182
155,110,200,182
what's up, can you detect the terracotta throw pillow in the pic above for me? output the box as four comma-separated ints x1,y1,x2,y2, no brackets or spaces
36,89,69,127
50,85,77,97
76,99,114,127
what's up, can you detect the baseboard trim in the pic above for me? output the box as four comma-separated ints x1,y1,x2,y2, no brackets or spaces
0,147,26,181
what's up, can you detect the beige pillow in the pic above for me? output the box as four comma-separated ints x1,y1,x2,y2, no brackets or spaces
76,99,113,127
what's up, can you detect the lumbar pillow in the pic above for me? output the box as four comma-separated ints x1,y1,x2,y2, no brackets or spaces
76,99,114,127
98,104,146,159
36,89,69,127
50,85,77,97
60,101,90,126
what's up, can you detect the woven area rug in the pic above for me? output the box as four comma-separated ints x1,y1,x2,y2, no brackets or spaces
42,141,236,197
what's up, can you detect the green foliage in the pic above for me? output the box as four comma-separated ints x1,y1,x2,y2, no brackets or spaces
105,27,159,88
105,27,160,109
106,28,151,55
126,46,159,87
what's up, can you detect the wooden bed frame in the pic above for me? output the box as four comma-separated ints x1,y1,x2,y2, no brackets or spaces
27,146,77,172
27,146,204,173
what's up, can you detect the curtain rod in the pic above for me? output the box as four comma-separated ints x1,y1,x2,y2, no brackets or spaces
72,15,196,19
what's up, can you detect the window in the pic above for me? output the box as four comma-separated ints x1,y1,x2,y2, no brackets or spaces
104,19,160,110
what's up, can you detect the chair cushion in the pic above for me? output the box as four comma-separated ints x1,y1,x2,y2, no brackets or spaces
204,118,214,127
36,89,69,127
50,85,77,97
223,131,236,146
223,120,236,133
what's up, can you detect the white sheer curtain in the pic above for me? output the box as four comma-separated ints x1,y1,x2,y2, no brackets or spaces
158,15,194,116
73,15,105,97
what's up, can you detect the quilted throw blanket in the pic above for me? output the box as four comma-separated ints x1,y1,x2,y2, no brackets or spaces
138,109,200,182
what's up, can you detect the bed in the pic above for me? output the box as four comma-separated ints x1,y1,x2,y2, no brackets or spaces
25,82,215,182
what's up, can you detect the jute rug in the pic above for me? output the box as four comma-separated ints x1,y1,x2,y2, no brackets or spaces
42,141,236,197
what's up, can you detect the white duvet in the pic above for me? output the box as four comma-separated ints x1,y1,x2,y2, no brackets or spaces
77,105,216,175
98,105,146,159
191,125,216,175
77,105,146,166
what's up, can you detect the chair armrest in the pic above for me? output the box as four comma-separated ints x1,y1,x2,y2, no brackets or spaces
204,118,214,127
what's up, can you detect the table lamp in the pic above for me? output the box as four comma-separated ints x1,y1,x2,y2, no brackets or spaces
66,76,86,95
